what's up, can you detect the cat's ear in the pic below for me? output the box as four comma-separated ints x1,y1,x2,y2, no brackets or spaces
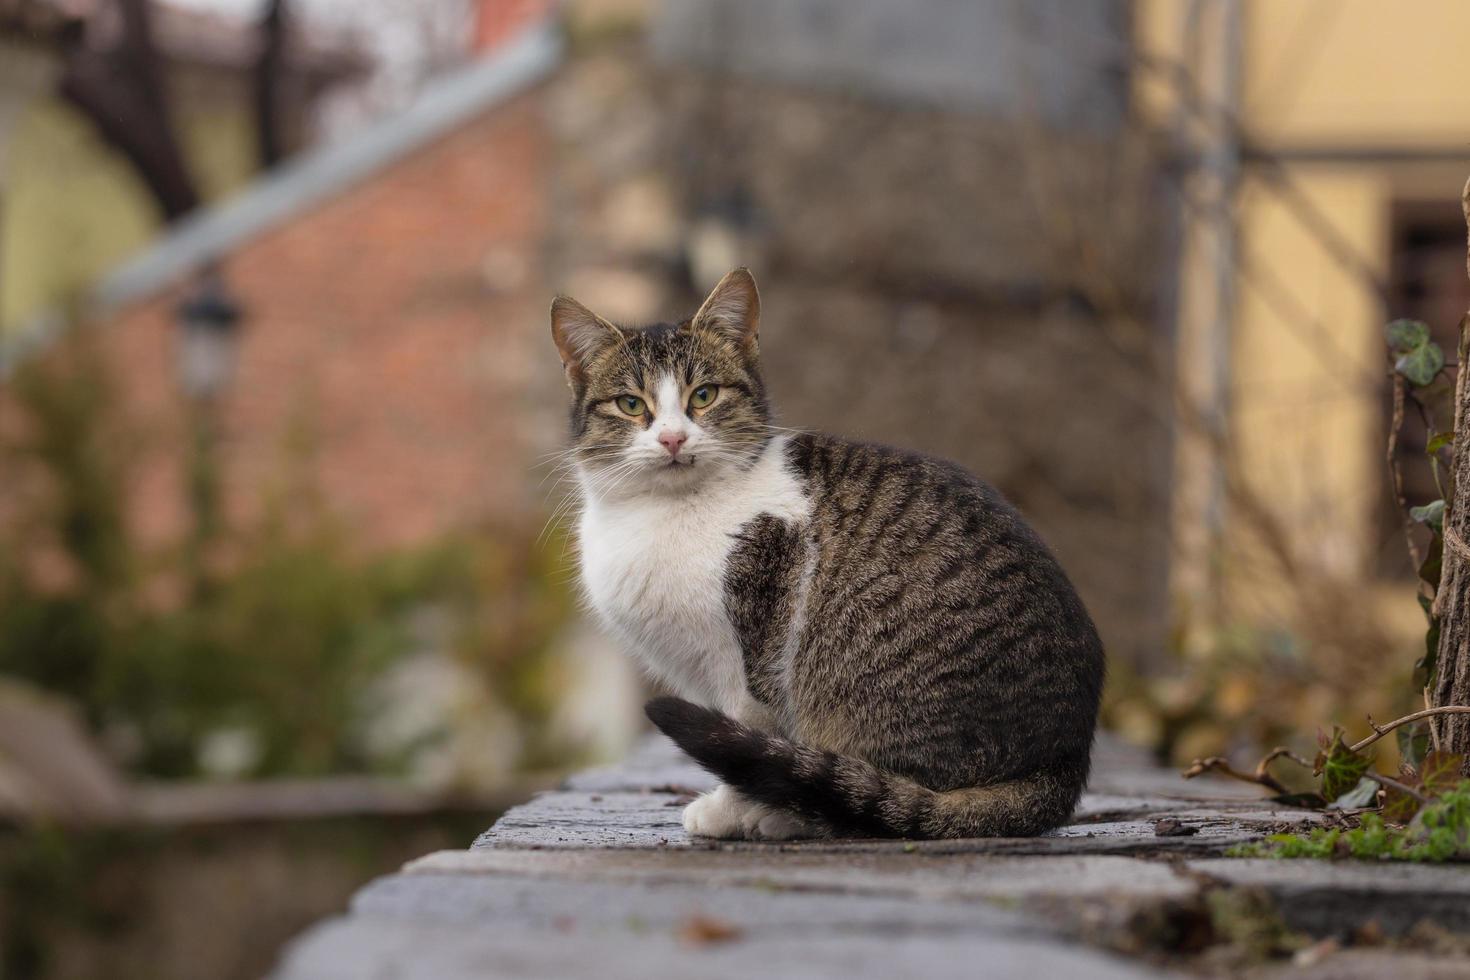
551,295,622,385
689,268,760,352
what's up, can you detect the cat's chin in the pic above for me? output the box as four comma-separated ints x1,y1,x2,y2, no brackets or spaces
643,457,713,492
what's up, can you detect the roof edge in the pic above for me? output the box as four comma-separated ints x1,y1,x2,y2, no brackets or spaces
1,18,563,378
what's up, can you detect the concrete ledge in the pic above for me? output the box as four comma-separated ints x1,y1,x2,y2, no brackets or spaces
272,734,1470,979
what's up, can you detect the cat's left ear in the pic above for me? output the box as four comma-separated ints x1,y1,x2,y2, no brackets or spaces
689,268,760,353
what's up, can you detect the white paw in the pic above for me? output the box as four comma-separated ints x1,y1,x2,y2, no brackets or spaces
682,785,748,839
752,810,817,841
682,785,820,841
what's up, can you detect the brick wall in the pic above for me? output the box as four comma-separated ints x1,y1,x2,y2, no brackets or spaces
18,89,554,555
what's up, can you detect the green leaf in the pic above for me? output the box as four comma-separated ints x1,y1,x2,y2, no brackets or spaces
1411,499,1446,533
1330,776,1380,810
1396,342,1446,386
1397,724,1432,769
1422,532,1445,590
1420,751,1466,796
1419,553,1443,593
1420,615,1441,685
1251,783,1470,860
1427,431,1456,455
1386,318,1431,352
1315,728,1374,803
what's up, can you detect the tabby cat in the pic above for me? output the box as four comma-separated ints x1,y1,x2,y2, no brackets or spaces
550,269,1104,839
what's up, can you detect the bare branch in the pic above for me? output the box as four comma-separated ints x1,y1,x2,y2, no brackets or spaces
1388,373,1426,579
56,0,199,221
1181,745,1313,795
1361,771,1429,804
1347,706,1470,754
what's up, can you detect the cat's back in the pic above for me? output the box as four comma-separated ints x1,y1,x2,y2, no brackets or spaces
783,430,1101,672
786,431,1068,587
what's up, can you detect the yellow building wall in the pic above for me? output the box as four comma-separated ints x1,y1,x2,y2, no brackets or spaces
1241,1,1470,148
1226,168,1385,615
1,91,257,331
1139,0,1470,147
1137,0,1468,641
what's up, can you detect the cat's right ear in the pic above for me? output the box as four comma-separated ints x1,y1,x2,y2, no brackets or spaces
551,296,622,386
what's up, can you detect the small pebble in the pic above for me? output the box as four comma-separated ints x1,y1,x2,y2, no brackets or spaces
1153,817,1199,837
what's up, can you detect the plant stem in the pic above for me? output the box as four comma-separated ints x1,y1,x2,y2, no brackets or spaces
1181,746,1313,795
1349,706,1470,753
1362,771,1429,803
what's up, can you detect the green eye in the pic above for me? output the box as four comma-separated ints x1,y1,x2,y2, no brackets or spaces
616,395,646,417
689,385,718,410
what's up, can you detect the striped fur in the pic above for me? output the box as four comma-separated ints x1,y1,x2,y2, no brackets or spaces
646,697,1080,838
554,269,1105,840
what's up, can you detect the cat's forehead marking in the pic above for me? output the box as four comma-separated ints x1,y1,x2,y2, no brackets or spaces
608,326,685,388
653,373,683,420
596,325,709,393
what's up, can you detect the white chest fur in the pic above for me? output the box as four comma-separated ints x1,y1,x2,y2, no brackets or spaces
576,437,811,715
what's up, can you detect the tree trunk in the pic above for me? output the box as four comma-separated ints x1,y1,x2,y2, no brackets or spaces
1431,175,1470,769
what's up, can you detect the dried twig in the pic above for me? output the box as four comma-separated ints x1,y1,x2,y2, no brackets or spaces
1347,706,1470,753
1361,771,1429,804
1258,746,1315,770
1388,373,1426,577
1181,757,1285,794
1184,708,1470,793
1426,687,1443,753
1181,745,1313,794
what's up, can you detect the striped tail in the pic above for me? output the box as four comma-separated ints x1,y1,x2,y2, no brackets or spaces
644,696,1080,839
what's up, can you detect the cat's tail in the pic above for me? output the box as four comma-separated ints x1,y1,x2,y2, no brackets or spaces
644,696,1080,839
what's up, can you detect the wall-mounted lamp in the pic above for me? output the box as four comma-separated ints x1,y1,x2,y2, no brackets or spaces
175,273,242,400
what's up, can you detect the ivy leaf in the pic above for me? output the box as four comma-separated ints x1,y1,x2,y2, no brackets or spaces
1427,431,1455,455
1419,614,1442,686
1421,530,1444,591
1314,728,1374,803
1386,318,1431,352
1329,775,1381,810
1420,751,1466,797
1419,552,1443,594
1397,723,1432,769
1411,500,1446,533
1381,772,1424,824
1396,342,1446,386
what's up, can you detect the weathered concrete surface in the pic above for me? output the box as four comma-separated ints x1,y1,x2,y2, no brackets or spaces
473,735,1311,856
272,734,1470,979
276,916,1165,980
1189,859,1470,937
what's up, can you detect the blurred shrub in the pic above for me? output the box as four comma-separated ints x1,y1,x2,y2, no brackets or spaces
0,336,573,781
1103,592,1421,775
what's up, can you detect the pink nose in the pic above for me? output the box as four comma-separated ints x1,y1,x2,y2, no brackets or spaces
658,431,687,456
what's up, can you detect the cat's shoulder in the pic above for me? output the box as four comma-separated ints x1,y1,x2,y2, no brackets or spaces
782,431,993,496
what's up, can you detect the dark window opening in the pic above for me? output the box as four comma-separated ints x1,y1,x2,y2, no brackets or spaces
1376,200,1470,579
